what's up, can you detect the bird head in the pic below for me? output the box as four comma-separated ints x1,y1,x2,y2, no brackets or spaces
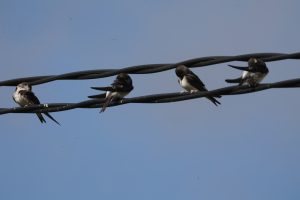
116,73,133,87
16,82,32,91
248,58,269,73
175,65,191,79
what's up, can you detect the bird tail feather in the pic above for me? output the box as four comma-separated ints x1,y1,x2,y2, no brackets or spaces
100,93,114,113
206,96,221,106
44,112,61,125
36,113,46,123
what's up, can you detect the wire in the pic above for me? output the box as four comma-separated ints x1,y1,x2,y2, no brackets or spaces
0,52,299,116
1,52,299,86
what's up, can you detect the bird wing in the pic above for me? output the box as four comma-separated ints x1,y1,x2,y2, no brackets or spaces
228,64,251,72
19,91,60,125
111,79,125,90
88,93,107,99
91,86,114,91
185,73,207,91
186,72,222,98
112,79,133,92
225,77,243,84
19,90,40,105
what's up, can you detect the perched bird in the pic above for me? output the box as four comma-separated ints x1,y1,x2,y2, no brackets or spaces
89,73,134,112
225,58,269,87
12,82,60,125
175,65,221,106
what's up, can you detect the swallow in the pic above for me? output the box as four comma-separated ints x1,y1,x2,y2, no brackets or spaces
175,65,221,106
225,58,269,87
12,82,60,125
89,73,134,112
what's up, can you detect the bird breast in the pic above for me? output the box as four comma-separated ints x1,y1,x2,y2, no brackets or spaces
243,71,267,84
13,91,31,107
106,91,129,99
180,76,197,92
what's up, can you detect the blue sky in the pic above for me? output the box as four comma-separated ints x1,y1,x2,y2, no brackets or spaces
1,0,300,200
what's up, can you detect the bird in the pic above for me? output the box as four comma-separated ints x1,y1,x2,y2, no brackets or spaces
89,73,134,112
175,65,221,106
225,58,269,87
12,82,60,125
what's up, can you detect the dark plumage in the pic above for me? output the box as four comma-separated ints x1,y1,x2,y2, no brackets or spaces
175,65,221,106
225,58,269,87
89,73,134,112
12,82,60,125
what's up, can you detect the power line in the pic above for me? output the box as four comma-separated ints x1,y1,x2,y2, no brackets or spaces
1,78,299,115
1,52,299,86
0,52,299,116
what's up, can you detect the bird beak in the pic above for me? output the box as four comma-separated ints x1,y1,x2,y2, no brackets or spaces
228,65,252,72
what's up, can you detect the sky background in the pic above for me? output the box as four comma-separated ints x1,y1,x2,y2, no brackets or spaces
1,0,300,199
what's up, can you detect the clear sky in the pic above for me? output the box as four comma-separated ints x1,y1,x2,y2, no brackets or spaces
1,0,300,200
